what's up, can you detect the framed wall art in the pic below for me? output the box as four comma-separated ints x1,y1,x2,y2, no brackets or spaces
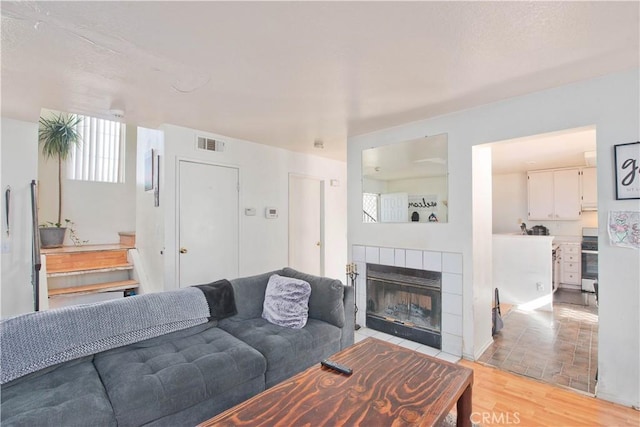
154,154,160,207
614,142,640,200
144,148,156,192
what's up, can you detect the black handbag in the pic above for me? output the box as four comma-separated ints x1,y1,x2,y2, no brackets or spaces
492,288,504,336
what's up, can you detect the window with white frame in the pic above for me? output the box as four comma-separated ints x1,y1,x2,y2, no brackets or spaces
67,115,126,183
362,192,379,223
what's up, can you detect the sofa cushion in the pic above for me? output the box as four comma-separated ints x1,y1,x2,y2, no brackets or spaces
282,267,346,328
93,322,266,427
0,356,117,427
230,270,283,319
219,317,342,387
262,274,311,329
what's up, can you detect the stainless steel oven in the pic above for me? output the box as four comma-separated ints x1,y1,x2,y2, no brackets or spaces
581,228,598,293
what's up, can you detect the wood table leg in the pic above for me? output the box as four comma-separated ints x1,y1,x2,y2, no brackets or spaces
456,384,472,427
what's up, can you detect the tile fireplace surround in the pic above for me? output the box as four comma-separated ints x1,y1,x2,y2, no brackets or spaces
352,246,463,357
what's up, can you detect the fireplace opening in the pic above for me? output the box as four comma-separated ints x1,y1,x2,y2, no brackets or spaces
366,263,442,349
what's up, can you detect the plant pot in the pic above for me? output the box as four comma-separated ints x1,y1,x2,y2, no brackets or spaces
40,227,67,248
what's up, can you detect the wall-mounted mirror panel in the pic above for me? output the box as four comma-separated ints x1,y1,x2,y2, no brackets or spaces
362,134,448,223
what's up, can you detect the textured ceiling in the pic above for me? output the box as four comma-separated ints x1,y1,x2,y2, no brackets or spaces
1,1,638,161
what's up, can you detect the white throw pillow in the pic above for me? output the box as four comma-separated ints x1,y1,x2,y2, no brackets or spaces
262,274,311,329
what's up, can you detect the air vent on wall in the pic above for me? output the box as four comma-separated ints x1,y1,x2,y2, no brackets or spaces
196,136,225,152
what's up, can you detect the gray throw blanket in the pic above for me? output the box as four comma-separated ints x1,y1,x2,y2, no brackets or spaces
0,287,211,384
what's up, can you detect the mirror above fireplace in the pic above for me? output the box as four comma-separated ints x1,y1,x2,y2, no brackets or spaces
362,133,448,223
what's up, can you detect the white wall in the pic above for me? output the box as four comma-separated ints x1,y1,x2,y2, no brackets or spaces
37,121,137,245
362,177,387,194
347,69,640,407
471,145,494,357
135,127,165,294
492,173,529,233
493,172,598,235
493,234,554,311
1,118,39,317
155,124,347,291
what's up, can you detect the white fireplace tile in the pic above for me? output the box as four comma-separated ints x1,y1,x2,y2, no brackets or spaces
365,247,380,264
355,261,366,280
442,252,463,274
387,336,404,345
436,351,461,363
442,293,463,316
442,273,463,295
356,310,366,327
379,248,395,266
352,245,365,262
442,312,463,336
441,333,463,357
357,327,377,337
415,345,440,357
397,338,423,351
405,250,423,269
394,249,406,267
423,251,442,272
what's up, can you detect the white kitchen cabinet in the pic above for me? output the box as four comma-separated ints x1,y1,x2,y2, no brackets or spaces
528,168,581,220
559,243,581,288
581,167,597,210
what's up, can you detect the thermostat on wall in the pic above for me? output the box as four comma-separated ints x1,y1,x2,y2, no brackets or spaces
265,207,278,218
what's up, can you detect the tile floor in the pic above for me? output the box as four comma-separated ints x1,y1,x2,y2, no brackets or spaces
479,291,598,394
355,327,461,364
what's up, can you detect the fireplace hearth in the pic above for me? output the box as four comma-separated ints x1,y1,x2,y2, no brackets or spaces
366,263,442,349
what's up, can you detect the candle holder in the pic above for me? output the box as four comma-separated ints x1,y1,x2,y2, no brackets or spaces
346,263,361,330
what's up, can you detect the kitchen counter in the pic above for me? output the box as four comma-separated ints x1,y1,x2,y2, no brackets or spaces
552,235,582,244
493,234,554,311
495,233,555,239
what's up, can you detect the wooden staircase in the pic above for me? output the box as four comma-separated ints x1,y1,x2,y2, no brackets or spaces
42,233,139,307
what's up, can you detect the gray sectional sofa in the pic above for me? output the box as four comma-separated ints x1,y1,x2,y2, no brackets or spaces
0,268,354,427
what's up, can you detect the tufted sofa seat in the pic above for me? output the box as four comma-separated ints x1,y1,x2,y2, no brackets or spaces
219,318,341,388
0,356,117,427
93,322,266,427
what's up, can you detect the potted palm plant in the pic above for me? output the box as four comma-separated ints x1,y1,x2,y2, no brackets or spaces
38,113,82,248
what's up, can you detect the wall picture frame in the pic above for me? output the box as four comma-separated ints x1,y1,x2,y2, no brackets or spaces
144,148,156,192
154,154,160,207
614,142,640,200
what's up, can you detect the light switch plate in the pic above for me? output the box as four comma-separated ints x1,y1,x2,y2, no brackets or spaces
245,208,256,216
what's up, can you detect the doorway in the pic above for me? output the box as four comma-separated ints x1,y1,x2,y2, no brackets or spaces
178,160,239,287
478,126,599,395
288,174,324,276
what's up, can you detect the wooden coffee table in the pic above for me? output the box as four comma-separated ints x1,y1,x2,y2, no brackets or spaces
199,337,473,427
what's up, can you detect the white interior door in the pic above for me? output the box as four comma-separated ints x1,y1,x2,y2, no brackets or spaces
380,192,409,222
179,161,239,287
289,175,323,276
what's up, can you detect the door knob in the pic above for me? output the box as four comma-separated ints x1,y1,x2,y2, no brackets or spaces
180,247,188,254
316,242,321,247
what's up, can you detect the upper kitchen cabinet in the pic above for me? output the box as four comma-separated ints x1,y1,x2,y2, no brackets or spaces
528,168,581,220
581,167,597,210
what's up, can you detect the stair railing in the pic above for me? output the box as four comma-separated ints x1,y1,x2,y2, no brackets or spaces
363,210,377,223
30,180,41,311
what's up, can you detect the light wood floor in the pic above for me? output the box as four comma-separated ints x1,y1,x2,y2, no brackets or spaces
460,360,639,426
